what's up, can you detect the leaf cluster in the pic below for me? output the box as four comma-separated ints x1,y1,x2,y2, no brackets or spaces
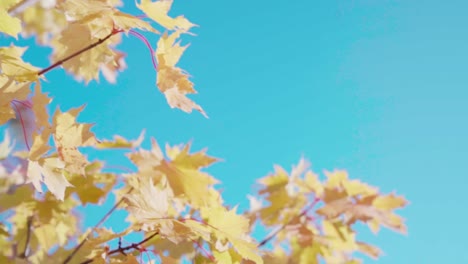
0,1,407,263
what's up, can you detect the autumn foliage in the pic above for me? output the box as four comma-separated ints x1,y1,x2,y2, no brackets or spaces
0,1,407,263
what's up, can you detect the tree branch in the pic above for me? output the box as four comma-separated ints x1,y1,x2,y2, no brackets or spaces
62,187,134,264
79,231,159,264
257,197,320,247
18,215,33,259
38,29,122,77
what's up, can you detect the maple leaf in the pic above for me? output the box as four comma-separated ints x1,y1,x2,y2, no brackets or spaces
96,130,145,149
127,137,164,171
356,241,382,259
166,142,219,169
0,0,22,38
60,0,157,33
156,142,219,207
256,163,308,226
31,81,52,129
69,168,117,205
124,178,170,221
27,157,73,200
0,46,39,81
137,0,196,32
29,131,51,161
201,206,263,264
52,106,98,174
155,32,207,117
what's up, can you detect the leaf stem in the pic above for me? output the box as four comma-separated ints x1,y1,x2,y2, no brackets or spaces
128,30,158,71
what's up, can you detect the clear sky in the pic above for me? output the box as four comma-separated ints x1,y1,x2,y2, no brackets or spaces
2,0,468,263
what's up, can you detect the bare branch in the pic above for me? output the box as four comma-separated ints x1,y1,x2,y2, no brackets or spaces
79,231,159,264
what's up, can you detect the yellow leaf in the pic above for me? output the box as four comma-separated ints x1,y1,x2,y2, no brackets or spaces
303,171,324,197
155,32,206,116
373,193,408,210
201,206,249,241
356,241,382,259
112,11,159,33
0,2,22,38
26,160,44,192
316,198,350,219
69,171,116,205
0,46,39,81
31,81,52,129
52,106,97,174
342,179,377,197
257,165,289,194
27,157,73,200
96,130,145,149
213,249,233,263
124,178,170,220
201,206,263,264
34,222,70,249
137,0,196,32
157,159,218,207
322,220,357,252
156,31,187,67
163,86,207,117
127,138,164,171
29,131,51,161
0,75,30,125
324,170,348,188
0,223,8,237
171,142,219,169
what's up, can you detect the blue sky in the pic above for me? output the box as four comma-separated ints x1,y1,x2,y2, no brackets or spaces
2,0,468,263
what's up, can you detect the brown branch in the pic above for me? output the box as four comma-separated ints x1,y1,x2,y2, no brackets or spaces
38,29,122,76
257,198,320,247
62,187,134,264
79,231,159,264
18,215,33,259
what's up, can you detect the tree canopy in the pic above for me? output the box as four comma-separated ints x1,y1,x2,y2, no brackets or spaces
0,1,407,263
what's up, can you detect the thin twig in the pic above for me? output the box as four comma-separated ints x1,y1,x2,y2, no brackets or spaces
257,198,320,247
38,29,122,76
62,187,134,264
192,238,215,262
18,215,33,259
79,231,159,264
